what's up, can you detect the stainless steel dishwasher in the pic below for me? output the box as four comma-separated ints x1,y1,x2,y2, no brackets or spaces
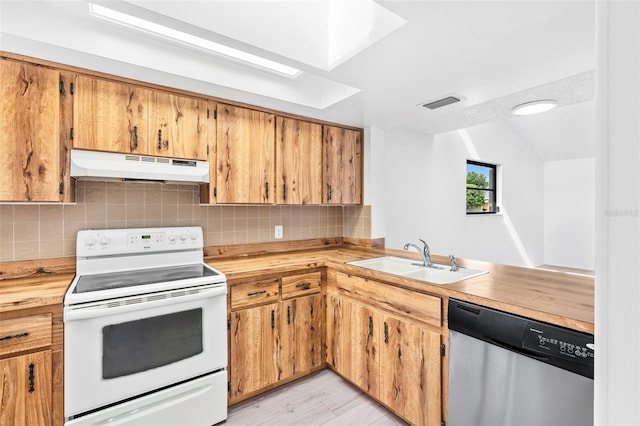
447,298,594,426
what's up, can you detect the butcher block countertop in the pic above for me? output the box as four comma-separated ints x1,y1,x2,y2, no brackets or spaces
0,247,594,334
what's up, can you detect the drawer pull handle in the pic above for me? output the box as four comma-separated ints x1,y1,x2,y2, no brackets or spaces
384,322,389,343
295,282,311,290
368,316,373,336
271,310,275,329
287,305,291,324
28,363,35,393
247,290,267,297
0,332,29,342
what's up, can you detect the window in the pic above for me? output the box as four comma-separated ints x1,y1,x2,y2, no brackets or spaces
466,160,498,214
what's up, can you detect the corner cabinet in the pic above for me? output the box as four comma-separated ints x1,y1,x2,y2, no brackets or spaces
323,125,363,205
228,271,324,403
215,104,275,204
0,58,74,202
73,75,209,160
326,272,442,426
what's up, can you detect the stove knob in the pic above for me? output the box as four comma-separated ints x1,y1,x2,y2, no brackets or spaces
99,236,110,246
85,236,97,247
188,231,197,241
179,233,187,242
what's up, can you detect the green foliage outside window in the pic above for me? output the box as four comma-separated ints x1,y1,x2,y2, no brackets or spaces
466,171,487,210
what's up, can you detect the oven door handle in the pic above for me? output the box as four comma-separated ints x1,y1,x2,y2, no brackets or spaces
64,285,226,321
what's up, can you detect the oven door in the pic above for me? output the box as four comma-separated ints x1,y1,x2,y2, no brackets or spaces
64,283,227,419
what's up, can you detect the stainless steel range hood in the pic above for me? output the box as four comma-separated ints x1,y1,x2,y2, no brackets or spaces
70,149,209,184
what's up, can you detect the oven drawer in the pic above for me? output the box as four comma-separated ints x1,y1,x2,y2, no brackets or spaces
282,272,322,299
0,314,52,356
231,279,280,310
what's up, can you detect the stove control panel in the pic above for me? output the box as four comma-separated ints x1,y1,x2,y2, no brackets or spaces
77,227,204,256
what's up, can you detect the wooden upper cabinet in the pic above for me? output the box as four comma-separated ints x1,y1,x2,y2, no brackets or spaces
149,92,208,160
73,75,149,155
275,117,323,205
0,59,72,202
323,125,363,205
216,104,275,204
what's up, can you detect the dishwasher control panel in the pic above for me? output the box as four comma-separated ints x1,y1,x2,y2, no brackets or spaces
523,322,595,361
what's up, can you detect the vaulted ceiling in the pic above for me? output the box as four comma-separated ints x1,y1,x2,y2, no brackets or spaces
0,0,595,161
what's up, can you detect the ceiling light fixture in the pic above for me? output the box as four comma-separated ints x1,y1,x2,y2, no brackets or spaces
512,100,558,116
88,3,302,79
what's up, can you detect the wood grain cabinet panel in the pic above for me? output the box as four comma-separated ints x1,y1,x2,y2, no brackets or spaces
280,294,323,379
215,104,275,204
73,75,149,155
275,117,323,204
380,314,442,426
323,125,363,205
149,91,209,160
0,350,52,426
0,59,71,202
0,314,52,357
326,295,379,396
229,302,280,400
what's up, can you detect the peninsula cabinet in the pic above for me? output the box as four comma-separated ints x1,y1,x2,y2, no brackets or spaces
215,104,275,204
0,58,74,202
323,125,363,205
228,271,323,403
326,272,442,426
275,117,323,204
73,75,209,160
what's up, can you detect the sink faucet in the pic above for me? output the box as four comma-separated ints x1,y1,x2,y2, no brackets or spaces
403,239,433,267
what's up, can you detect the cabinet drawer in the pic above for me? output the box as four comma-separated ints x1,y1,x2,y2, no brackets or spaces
282,272,322,299
231,279,280,310
335,273,441,327
0,314,52,356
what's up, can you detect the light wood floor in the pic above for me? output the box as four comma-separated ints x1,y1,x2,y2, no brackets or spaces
225,369,408,425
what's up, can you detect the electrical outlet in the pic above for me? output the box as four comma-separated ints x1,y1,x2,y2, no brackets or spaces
274,225,283,239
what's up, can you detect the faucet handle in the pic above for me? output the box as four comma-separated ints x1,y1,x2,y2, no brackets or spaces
449,255,458,272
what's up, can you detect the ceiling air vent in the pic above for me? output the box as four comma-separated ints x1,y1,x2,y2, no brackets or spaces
421,94,463,110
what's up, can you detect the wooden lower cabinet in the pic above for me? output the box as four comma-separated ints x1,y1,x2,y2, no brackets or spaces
0,350,52,426
380,314,442,426
326,275,443,426
228,272,324,404
229,302,280,399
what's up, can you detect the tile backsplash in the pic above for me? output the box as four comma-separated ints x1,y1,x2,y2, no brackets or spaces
0,181,371,262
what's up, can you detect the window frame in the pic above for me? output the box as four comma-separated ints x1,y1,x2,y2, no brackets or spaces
466,160,499,215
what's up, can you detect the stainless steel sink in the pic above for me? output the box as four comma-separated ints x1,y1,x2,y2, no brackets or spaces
346,256,487,285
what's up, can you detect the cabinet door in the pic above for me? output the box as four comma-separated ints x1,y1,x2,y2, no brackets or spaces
323,125,362,205
380,315,441,426
326,296,379,396
0,350,52,426
229,302,281,400
275,117,322,204
150,92,209,160
73,75,149,155
0,59,65,201
281,294,323,380
216,104,275,204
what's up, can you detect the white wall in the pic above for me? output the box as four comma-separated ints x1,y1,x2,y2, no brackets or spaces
382,127,434,248
594,1,640,424
381,121,544,267
544,158,595,269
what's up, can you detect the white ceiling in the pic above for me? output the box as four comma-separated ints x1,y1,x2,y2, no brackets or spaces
0,0,596,161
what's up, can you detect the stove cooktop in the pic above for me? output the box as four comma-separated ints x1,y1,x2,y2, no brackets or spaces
73,264,221,294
